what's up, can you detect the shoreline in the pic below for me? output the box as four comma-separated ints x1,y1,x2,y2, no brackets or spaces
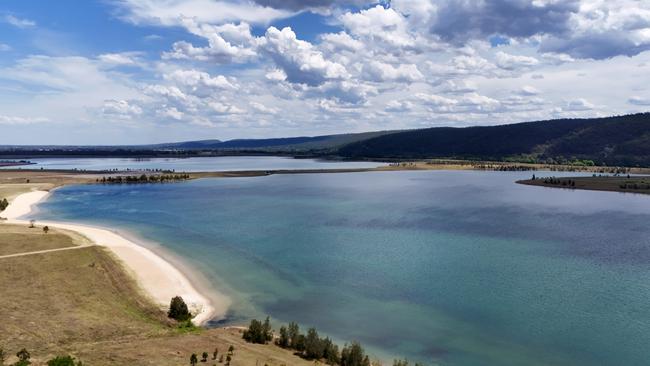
1,189,228,326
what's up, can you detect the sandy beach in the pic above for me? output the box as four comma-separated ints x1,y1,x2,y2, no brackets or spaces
1,189,228,326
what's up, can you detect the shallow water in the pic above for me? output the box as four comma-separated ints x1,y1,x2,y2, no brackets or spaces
33,170,650,365
3,156,384,172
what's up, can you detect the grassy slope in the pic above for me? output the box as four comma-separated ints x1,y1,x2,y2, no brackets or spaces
0,225,89,256
0,222,314,366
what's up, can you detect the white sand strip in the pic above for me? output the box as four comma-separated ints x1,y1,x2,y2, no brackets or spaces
1,190,228,326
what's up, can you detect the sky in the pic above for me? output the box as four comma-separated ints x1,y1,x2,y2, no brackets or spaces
1,0,649,145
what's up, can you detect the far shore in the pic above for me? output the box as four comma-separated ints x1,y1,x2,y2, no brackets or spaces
1,189,228,326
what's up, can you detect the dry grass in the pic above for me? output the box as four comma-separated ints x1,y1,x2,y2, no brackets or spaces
0,224,90,256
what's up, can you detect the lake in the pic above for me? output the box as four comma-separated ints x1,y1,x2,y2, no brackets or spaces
3,156,385,172
33,170,650,365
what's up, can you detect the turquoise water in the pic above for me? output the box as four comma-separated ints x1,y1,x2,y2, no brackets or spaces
33,170,650,365
3,156,384,172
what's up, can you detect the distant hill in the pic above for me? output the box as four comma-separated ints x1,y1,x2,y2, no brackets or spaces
154,131,396,152
337,113,650,166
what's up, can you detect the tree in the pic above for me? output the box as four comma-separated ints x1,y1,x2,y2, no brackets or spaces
341,342,367,366
225,355,232,366
304,328,324,359
322,338,340,365
0,347,5,366
168,296,191,321
46,356,82,366
227,345,234,356
277,326,289,348
15,349,30,366
43,226,49,234
212,348,218,360
262,316,273,342
190,353,198,366
288,322,300,349
201,352,208,362
29,220,35,228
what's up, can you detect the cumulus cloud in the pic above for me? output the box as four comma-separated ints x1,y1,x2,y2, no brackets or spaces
163,19,257,63
259,26,349,86
164,69,237,94
102,99,143,119
0,43,11,51
495,51,539,70
363,61,423,82
427,0,580,43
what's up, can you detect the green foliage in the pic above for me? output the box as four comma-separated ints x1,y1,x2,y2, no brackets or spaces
0,198,8,211
338,113,650,167
277,326,290,348
168,296,192,321
201,352,208,362
304,328,325,360
15,349,30,365
242,317,273,344
288,322,300,349
190,353,198,366
340,342,369,366
46,355,83,366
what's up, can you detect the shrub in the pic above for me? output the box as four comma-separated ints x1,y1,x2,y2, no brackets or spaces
168,296,192,321
47,355,83,366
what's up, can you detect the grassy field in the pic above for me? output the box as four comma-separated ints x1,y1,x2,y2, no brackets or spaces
0,223,316,366
0,224,90,256
517,175,650,195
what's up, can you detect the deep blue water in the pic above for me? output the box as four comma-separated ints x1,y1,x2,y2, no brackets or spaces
2,156,384,172
33,170,650,365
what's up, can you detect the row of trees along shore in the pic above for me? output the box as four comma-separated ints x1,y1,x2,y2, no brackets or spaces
96,174,190,184
242,317,424,366
0,347,82,366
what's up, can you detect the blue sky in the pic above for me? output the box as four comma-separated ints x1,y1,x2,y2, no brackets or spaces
1,0,649,144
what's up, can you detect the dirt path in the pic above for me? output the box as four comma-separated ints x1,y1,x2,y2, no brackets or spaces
0,243,94,259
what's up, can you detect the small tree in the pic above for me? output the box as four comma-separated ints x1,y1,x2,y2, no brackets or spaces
277,326,289,348
47,355,81,366
201,352,208,362
227,345,234,356
29,220,35,228
16,348,30,366
43,226,49,234
212,348,218,360
0,347,5,366
168,296,191,321
190,353,198,366
225,355,231,366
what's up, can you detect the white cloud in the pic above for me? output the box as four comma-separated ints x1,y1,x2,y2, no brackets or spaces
163,19,257,63
0,115,49,124
564,98,595,111
495,51,539,70
0,43,11,51
250,101,279,114
98,52,142,66
628,96,650,106
209,101,244,115
3,15,36,28
363,61,423,82
259,26,349,86
102,99,143,119
110,0,290,26
164,69,237,93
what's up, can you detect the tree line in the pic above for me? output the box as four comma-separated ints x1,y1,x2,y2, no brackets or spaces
242,318,424,366
97,174,191,184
